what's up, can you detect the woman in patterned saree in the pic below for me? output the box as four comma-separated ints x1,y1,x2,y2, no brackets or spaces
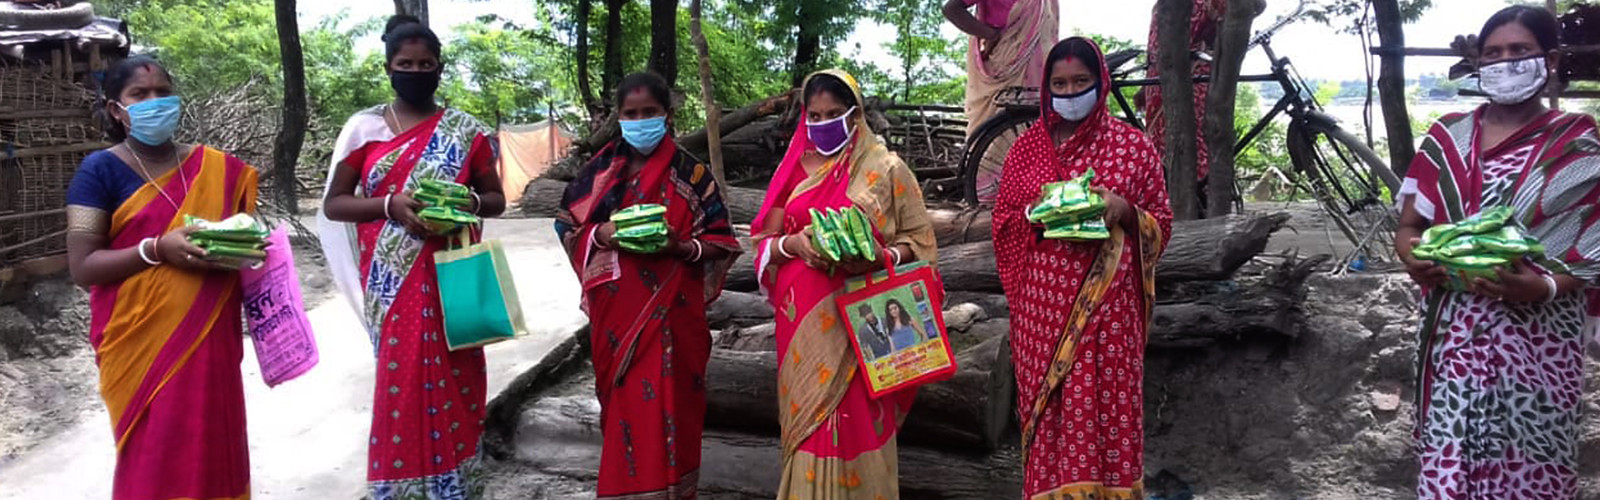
66,55,258,500
993,37,1173,500
555,71,741,499
751,69,938,499
319,15,506,499
1395,7,1599,498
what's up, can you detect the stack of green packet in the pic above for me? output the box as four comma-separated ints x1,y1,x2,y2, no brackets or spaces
611,204,669,253
414,179,480,234
1410,206,1545,290
1026,169,1108,241
185,213,269,269
808,207,879,262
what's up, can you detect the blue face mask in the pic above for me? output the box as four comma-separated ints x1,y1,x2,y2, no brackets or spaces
119,96,182,146
620,116,668,155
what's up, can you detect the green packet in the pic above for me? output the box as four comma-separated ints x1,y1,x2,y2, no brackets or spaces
612,204,667,226
845,207,878,261
827,208,865,261
1419,206,1514,247
414,190,472,210
808,208,843,261
200,245,268,261
1043,218,1110,241
185,214,269,242
418,179,470,198
1027,171,1105,225
195,239,267,252
614,221,669,242
418,206,480,225
617,238,668,254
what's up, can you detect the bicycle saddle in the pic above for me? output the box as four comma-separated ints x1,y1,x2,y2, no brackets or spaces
1104,49,1144,74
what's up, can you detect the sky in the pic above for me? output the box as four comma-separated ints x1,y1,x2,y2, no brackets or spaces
301,0,1519,82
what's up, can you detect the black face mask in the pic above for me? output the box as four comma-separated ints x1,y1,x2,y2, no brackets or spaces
390,70,440,107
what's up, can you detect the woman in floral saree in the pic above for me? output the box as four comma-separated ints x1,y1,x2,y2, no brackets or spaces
993,37,1172,500
66,55,258,500
1396,7,1600,498
752,69,937,499
319,16,506,499
555,71,741,499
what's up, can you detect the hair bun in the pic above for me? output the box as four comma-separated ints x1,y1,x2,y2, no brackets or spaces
383,14,424,41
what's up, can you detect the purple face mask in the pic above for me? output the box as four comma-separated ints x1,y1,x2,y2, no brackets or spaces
806,106,856,156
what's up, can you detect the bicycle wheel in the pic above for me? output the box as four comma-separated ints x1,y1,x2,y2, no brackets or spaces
962,109,1037,207
1286,114,1402,264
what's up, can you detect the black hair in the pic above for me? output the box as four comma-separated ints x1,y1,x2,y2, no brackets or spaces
383,14,442,64
1045,38,1103,84
885,299,913,329
803,73,859,109
614,71,673,112
1479,5,1561,53
858,304,875,316
96,55,173,142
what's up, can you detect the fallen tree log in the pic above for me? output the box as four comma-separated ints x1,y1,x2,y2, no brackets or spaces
930,208,993,247
511,395,1024,499
934,212,1293,294
518,178,768,225
677,90,796,157
697,272,1309,450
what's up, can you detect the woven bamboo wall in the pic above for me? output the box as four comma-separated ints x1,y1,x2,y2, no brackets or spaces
0,58,102,265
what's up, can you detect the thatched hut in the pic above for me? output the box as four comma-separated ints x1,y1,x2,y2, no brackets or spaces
0,1,127,285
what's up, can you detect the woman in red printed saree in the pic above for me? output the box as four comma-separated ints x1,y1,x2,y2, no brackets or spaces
555,72,741,499
751,69,938,499
66,56,258,500
993,38,1172,500
319,16,507,499
1395,7,1599,498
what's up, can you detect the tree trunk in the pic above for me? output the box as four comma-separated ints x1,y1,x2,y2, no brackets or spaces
392,0,429,25
792,1,821,86
576,0,598,114
603,0,629,96
1202,0,1264,218
272,0,307,217
690,0,726,186
1156,0,1200,221
1372,0,1416,178
649,0,679,84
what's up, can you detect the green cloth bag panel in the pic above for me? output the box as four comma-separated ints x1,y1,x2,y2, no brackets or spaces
434,231,529,351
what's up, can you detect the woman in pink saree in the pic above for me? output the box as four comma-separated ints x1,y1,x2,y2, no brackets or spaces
66,56,259,500
752,70,938,499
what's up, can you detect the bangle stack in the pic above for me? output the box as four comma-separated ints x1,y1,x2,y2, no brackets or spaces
1543,274,1559,302
687,240,705,262
137,237,162,266
382,194,394,220
470,192,483,215
888,246,903,266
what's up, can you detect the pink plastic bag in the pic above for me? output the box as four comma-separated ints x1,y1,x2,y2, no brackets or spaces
240,227,319,387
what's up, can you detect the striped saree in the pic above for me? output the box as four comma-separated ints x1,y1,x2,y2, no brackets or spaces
88,146,258,500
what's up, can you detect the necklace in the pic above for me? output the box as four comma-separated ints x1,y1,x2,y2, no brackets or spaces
126,144,188,211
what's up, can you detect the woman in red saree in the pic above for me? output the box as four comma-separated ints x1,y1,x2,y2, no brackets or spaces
319,16,506,499
993,38,1173,500
556,72,741,499
1140,0,1226,206
752,69,938,499
1396,7,1599,498
66,56,258,500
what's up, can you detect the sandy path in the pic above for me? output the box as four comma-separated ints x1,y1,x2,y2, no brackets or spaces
0,219,584,500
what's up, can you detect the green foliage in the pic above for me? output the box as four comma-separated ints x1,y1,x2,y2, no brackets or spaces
1304,0,1434,34
122,0,281,97
865,0,966,104
438,19,566,127
1233,84,1293,198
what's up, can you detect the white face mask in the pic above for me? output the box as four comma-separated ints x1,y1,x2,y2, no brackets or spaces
1479,55,1549,105
1051,87,1098,122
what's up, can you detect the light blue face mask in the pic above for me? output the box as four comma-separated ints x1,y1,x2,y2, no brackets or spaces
119,96,182,146
620,116,668,155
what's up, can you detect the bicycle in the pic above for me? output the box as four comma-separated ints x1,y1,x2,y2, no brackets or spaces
959,10,1402,263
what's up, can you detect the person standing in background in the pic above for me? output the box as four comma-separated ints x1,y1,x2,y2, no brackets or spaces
1139,0,1226,211
944,0,1058,137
